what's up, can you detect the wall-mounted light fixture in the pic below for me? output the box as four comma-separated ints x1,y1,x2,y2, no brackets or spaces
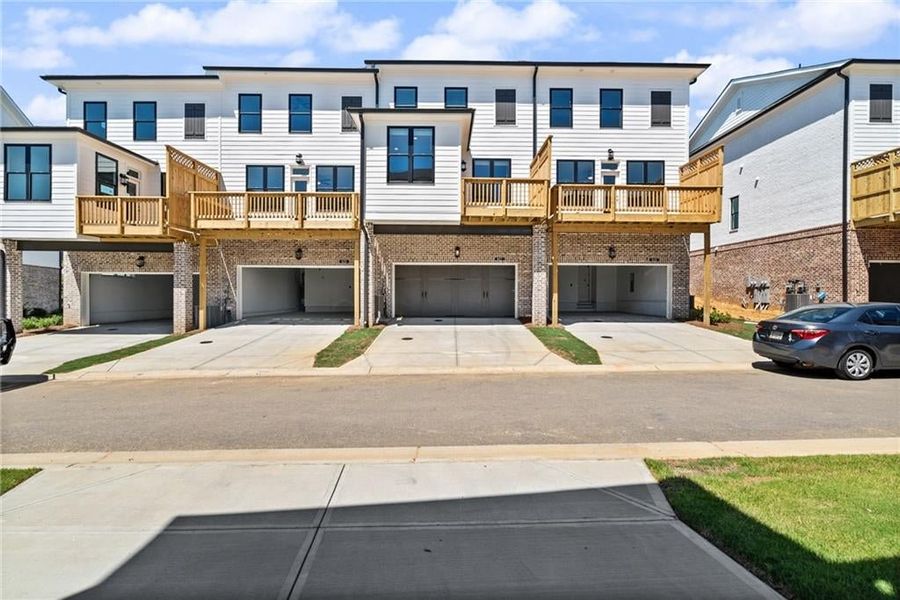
607,245,617,260
119,173,129,186
454,246,461,259
295,153,305,166
135,255,146,268
607,148,615,161
460,160,467,172
294,247,303,260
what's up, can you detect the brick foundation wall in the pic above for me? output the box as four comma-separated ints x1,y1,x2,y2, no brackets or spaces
23,265,60,314
531,224,548,326
172,242,196,334
2,239,23,332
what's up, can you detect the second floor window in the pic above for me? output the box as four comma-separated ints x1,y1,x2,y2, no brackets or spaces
557,160,594,184
388,126,434,184
550,88,573,128
4,144,51,201
626,160,665,185
95,153,118,196
133,102,157,141
444,87,468,108
184,103,205,140
650,91,672,127
342,96,362,131
84,102,107,139
495,89,516,125
289,94,312,133
730,196,740,231
473,159,511,178
394,87,418,108
246,165,284,191
600,89,623,128
239,94,262,133
316,166,354,192
870,84,892,123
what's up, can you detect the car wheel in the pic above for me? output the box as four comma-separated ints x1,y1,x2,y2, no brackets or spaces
772,359,794,369
836,349,874,380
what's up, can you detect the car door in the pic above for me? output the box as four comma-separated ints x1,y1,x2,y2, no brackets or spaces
859,307,900,368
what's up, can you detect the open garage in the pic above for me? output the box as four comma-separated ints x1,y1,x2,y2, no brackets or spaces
84,273,173,325
238,266,353,320
869,262,900,302
558,264,671,319
394,264,516,318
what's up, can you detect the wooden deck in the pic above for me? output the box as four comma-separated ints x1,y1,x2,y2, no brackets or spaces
851,147,899,228
76,196,167,237
551,184,721,225
460,178,549,224
191,191,360,232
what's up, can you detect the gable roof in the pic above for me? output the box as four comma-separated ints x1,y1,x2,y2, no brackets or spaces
0,86,32,127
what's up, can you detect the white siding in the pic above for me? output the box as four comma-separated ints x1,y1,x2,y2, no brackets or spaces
847,64,900,160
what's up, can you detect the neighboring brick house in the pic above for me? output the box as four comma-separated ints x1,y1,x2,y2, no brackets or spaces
688,58,900,309
2,60,720,332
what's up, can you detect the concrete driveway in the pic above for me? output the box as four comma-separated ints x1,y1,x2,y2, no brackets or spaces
563,313,757,368
81,314,350,374
1,459,778,599
357,318,568,372
0,320,170,376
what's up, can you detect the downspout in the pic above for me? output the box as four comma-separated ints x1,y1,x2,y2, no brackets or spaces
374,71,380,107
359,115,369,326
837,68,850,302
532,65,538,156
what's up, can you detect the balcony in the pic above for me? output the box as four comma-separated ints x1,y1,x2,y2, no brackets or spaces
190,192,359,232
76,196,167,237
851,147,899,228
551,184,721,225
460,178,549,224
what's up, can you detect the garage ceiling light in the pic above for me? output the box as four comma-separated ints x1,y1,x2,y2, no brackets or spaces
295,248,303,260
607,245,616,259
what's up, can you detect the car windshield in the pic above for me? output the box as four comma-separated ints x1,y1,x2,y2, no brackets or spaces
782,306,852,323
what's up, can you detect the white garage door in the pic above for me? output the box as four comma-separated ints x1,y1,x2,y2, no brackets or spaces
86,273,173,324
239,267,353,319
394,264,515,318
558,265,671,318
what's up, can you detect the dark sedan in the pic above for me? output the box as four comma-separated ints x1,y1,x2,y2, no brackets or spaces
753,303,900,380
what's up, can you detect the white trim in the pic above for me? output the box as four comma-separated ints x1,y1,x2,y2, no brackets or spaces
391,262,519,319
558,262,673,320
235,264,352,321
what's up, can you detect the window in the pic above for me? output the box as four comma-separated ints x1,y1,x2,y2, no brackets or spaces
133,101,157,141
184,103,205,140
388,127,434,184
95,153,118,196
238,94,262,133
316,166,354,192
650,91,672,127
245,165,284,191
84,102,107,139
4,144,51,201
473,159,511,178
556,160,594,184
602,175,616,185
394,87,417,108
444,87,468,108
600,89,623,128
291,166,310,192
861,306,900,326
730,196,740,231
289,94,312,133
784,306,851,322
870,84,893,123
341,96,362,131
550,88,573,128
495,89,516,125
626,161,665,185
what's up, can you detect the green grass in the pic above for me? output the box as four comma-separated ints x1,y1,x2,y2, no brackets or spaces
22,313,63,330
1,468,40,494
647,455,900,599
690,319,757,340
44,333,188,374
314,326,383,368
529,326,601,365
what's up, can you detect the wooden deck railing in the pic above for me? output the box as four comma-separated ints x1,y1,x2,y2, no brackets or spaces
461,178,549,223
191,191,359,230
851,147,899,227
76,196,166,236
551,184,721,224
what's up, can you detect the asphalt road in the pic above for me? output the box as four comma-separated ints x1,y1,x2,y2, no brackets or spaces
1,367,897,453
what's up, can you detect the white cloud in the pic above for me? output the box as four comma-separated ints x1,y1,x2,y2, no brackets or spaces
280,50,316,67
1,46,72,70
25,93,66,125
335,18,401,52
402,0,576,59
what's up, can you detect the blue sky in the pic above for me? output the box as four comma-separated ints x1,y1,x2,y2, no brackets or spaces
2,0,899,127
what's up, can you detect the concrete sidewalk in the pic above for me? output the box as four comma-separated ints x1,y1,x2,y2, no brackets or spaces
1,459,779,599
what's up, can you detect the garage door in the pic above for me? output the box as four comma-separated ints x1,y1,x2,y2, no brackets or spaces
395,265,515,318
558,265,670,318
87,274,173,324
869,262,900,302
240,267,353,319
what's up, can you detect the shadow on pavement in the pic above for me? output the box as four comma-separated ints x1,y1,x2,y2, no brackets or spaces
751,360,900,380
0,374,49,392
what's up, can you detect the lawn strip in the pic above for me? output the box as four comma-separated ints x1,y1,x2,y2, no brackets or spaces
44,333,190,375
528,326,601,365
1,468,41,494
314,326,383,368
689,320,757,340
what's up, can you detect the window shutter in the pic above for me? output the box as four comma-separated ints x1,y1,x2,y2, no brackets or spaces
870,84,892,123
184,103,205,139
651,91,671,126
495,89,516,125
342,96,362,131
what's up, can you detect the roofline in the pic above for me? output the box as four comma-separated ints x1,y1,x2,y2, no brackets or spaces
41,75,219,81
0,127,159,165
204,66,376,73
363,59,710,69
348,108,475,114
844,58,900,66
0,86,33,127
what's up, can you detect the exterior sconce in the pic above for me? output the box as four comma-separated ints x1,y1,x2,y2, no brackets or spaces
461,160,467,172
135,255,145,268
119,173,129,186
607,148,615,161
294,247,303,260
607,245,617,259
454,246,461,259
295,153,305,165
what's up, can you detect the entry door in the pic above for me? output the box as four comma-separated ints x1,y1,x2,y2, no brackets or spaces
576,266,594,309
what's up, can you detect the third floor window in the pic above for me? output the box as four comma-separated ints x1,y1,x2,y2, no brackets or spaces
84,102,107,139
239,94,262,133
184,103,205,140
600,89,623,128
394,87,418,108
650,91,672,127
550,88,573,128
870,84,893,123
342,96,362,131
133,102,157,141
495,89,516,125
444,87,468,108
289,94,312,133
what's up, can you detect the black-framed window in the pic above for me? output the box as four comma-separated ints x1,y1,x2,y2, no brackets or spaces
388,126,434,184
730,196,739,231
602,175,616,185
245,165,284,191
4,144,51,201
316,165,355,192
550,88,573,128
184,103,205,140
394,87,418,108
133,101,157,141
84,102,107,139
473,159,511,178
341,96,362,131
870,84,893,123
626,160,665,185
495,89,516,125
600,89,623,128
238,94,262,133
444,87,468,108
95,153,118,196
556,160,594,184
289,94,312,133
650,91,672,127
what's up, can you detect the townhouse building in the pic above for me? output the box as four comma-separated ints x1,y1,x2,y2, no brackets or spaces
1,60,722,333
688,59,900,309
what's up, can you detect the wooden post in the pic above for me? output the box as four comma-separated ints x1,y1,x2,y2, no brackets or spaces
353,235,361,327
117,198,124,235
198,236,208,331
551,227,559,326
703,226,712,327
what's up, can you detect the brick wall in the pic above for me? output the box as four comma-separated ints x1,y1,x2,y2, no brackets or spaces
23,265,60,313
1,239,23,332
531,224,548,326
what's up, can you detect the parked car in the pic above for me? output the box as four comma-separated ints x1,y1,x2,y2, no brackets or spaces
753,303,900,380
0,318,16,365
